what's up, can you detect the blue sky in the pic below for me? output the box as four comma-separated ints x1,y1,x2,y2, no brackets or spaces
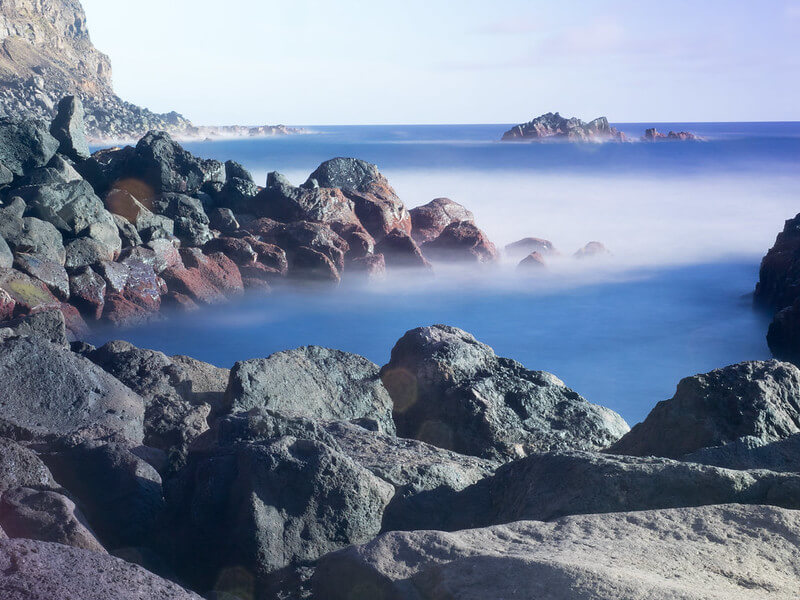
80,0,800,125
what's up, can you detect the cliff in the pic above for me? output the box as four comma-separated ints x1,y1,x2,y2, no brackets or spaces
0,0,195,139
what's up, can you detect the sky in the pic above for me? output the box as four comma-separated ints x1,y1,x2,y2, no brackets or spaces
79,0,800,125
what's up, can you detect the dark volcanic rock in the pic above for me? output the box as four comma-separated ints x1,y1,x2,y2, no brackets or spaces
42,441,164,549
767,300,800,364
0,214,66,265
422,221,499,264
608,361,800,459
162,431,393,594
1,309,69,346
13,253,69,299
0,118,59,176
170,354,230,414
153,193,212,247
203,236,257,266
289,246,341,283
68,266,106,320
409,197,475,244
755,212,800,313
0,335,144,443
49,95,90,161
502,112,625,142
472,451,800,525
64,237,115,269
208,207,239,234
127,131,208,198
0,538,202,600
310,504,800,600
0,487,105,552
226,346,396,434
0,437,57,491
0,268,61,316
381,325,629,461
375,229,431,270
306,158,411,240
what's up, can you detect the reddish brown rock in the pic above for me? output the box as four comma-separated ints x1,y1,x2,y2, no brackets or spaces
410,198,475,245
289,246,341,284
239,262,283,283
145,238,183,273
0,289,15,320
505,237,557,258
242,277,272,293
643,128,701,142
122,261,161,313
102,294,153,327
518,251,547,270
245,238,288,275
0,269,60,317
68,267,106,320
348,254,386,281
161,291,200,313
203,237,257,266
574,241,611,259
180,249,244,296
59,303,89,339
161,266,226,306
306,158,411,240
422,221,499,264
333,223,376,260
257,221,349,272
375,230,431,270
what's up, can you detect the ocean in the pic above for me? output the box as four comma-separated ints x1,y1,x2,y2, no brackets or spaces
89,122,800,425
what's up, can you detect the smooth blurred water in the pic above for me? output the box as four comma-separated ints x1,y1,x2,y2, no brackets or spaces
90,122,800,425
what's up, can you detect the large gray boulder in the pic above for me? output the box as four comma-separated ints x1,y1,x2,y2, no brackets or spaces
683,434,800,472
49,96,90,161
0,335,144,444
608,361,800,458
469,451,800,526
311,504,800,600
0,213,66,265
0,538,202,600
1,309,69,346
170,354,230,414
87,341,210,470
226,346,396,434
162,426,393,595
0,118,59,176
13,253,69,299
381,325,629,461
0,437,57,491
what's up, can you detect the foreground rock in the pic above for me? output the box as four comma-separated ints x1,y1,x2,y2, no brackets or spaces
608,361,800,459
226,346,396,433
311,504,800,600
381,325,629,460
0,538,202,600
501,112,625,142
409,198,474,245
0,335,144,443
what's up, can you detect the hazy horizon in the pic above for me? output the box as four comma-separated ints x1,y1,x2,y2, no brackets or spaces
79,0,800,126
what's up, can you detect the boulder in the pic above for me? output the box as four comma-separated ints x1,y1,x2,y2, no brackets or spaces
256,219,348,271
49,96,90,161
422,221,499,263
311,504,800,600
0,437,58,491
506,237,557,258
381,325,629,461
64,237,114,269
0,268,61,316
127,131,208,197
226,346,396,434
574,241,610,258
0,335,144,443
170,354,230,414
146,238,183,272
409,197,475,244
13,253,69,299
153,193,212,247
1,215,66,265
518,251,547,270
246,238,288,274
0,289,13,320
608,361,800,459
75,145,136,199
0,538,202,600
68,267,106,320
121,260,162,312
348,253,386,281
288,246,341,283
755,212,800,311
87,341,209,468
375,229,431,270
41,441,164,550
306,158,411,240
0,487,105,552
203,237,257,266
0,118,59,176
214,160,258,211
113,213,143,247
102,294,154,327
180,248,243,296
208,207,239,234
2,308,69,346
767,300,800,363
162,432,393,594
0,234,10,268
471,451,800,525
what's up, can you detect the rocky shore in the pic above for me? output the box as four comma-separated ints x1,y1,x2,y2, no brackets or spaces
0,309,798,598
0,96,609,335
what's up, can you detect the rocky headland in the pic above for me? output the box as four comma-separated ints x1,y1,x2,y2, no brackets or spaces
502,112,702,143
0,308,797,598
0,0,301,141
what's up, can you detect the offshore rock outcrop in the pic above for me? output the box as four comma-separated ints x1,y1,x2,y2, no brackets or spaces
502,112,626,142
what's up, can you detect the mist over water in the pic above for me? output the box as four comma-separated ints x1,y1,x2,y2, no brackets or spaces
95,123,800,424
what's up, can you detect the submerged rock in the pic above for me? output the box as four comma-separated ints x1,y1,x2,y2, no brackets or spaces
422,221,499,264
381,325,629,461
374,229,431,270
311,504,800,600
